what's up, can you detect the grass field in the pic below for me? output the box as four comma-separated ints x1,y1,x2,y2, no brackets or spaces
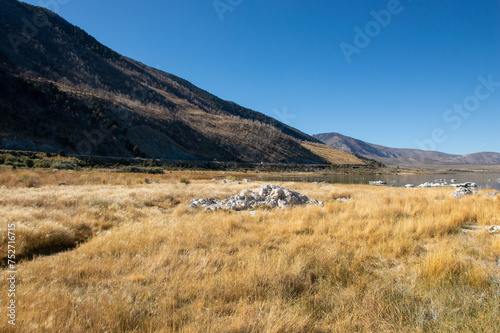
0,168,499,332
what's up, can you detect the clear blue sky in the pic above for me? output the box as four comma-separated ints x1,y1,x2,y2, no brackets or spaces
22,0,500,155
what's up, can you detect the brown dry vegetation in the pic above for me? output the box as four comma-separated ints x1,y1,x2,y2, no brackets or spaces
301,142,363,165
0,168,499,332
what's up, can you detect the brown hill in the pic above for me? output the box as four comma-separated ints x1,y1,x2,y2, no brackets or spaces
314,132,500,166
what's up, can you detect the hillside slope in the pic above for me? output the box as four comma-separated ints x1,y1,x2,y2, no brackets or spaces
314,132,500,166
0,0,362,165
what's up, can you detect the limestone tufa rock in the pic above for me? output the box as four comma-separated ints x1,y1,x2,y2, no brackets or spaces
452,187,474,199
486,225,500,234
190,184,323,211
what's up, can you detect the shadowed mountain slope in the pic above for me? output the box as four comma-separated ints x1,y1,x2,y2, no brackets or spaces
0,0,362,165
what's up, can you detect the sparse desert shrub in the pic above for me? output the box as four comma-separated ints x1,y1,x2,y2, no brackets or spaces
18,172,40,188
179,177,190,185
24,158,34,168
33,159,51,168
51,161,77,170
119,166,164,174
4,155,24,169
5,155,18,164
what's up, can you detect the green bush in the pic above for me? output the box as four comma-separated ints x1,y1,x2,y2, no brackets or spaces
119,166,164,174
34,159,51,168
5,156,18,165
51,161,77,170
6,161,24,168
24,159,34,168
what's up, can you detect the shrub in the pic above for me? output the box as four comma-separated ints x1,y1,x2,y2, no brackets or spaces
5,156,18,165
51,161,77,170
7,161,24,168
179,177,190,185
18,173,40,188
119,166,164,174
34,159,51,168
24,159,34,168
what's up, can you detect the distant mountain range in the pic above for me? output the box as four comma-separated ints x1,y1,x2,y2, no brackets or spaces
314,132,500,166
0,0,362,165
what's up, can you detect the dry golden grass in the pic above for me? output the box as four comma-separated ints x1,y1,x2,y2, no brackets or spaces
0,169,499,332
301,142,365,165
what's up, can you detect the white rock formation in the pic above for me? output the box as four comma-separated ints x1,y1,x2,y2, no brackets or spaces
452,187,474,199
190,184,323,211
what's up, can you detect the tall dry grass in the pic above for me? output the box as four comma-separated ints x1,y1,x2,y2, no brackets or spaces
0,169,499,332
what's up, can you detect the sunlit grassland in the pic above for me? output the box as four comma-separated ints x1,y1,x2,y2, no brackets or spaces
0,168,499,332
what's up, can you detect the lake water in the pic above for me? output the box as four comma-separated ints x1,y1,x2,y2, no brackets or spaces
250,173,500,191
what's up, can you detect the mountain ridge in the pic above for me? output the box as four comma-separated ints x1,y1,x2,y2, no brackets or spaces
314,132,500,166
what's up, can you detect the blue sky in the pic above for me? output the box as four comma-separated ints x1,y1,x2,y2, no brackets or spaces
22,0,500,155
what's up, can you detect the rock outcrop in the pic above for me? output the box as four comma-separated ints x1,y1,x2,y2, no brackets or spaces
452,187,474,199
486,225,500,234
190,185,323,211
